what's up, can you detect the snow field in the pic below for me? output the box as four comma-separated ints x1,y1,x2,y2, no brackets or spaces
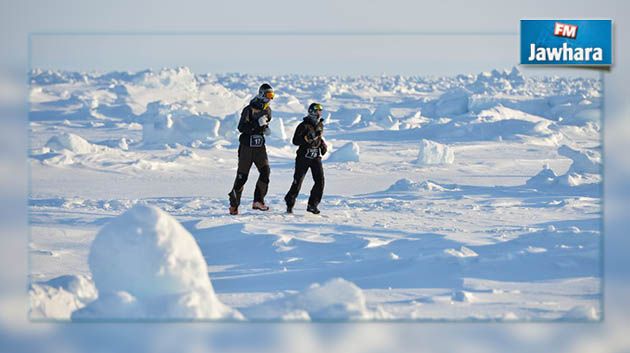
29,67,602,321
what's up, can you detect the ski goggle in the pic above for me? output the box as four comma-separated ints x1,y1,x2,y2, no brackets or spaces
263,90,275,100
311,104,323,112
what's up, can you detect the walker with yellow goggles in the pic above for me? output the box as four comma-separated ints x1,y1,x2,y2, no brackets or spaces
263,90,275,100
308,103,324,114
257,83,274,102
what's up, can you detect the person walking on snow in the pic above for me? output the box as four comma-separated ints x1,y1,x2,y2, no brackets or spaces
228,83,275,215
284,103,328,214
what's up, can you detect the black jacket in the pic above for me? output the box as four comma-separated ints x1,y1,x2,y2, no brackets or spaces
292,116,327,158
238,99,272,146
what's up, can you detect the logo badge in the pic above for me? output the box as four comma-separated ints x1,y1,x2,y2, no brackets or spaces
521,19,612,66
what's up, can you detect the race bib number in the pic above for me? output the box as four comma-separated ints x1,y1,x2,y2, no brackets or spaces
250,134,264,148
305,147,320,159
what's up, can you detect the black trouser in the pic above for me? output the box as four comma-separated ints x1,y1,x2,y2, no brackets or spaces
285,156,325,208
229,143,270,207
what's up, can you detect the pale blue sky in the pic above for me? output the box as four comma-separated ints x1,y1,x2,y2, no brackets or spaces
30,33,599,78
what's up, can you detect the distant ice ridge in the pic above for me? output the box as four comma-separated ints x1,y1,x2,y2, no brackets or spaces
415,139,454,165
467,67,526,94
244,278,390,321
139,99,291,148
122,67,247,116
526,145,601,188
30,66,601,148
72,204,242,320
326,142,360,162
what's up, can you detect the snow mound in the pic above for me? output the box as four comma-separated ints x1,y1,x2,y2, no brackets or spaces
163,149,201,162
73,204,241,320
432,88,471,117
525,164,559,188
385,178,455,192
474,105,549,124
43,275,98,302
30,275,98,319
246,278,388,321
525,145,601,189
37,133,114,166
558,145,601,174
562,171,601,186
140,101,222,148
385,178,419,192
98,137,132,150
415,139,454,165
444,246,478,258
327,142,360,162
526,167,600,188
451,290,476,303
46,133,100,154
526,165,590,188
418,180,450,191
562,305,599,321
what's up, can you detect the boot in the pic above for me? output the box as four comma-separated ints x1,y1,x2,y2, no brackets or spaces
252,201,270,211
284,195,294,214
306,204,320,215
228,189,239,208
229,206,238,215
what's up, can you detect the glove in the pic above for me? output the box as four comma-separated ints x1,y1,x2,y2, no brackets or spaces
307,130,317,140
258,115,269,127
263,127,271,136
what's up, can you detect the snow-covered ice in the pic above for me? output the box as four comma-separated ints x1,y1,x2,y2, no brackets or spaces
29,67,602,321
